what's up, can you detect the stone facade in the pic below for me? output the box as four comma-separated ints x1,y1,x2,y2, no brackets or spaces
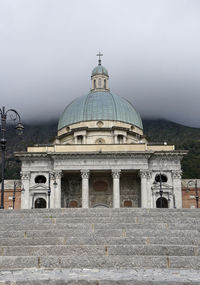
16,149,186,209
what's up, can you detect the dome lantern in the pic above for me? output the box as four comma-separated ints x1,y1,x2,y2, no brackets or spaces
91,52,109,92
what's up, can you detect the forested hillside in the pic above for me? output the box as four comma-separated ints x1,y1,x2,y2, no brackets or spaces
1,119,200,179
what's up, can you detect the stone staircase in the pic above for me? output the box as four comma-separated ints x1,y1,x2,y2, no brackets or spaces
0,208,199,284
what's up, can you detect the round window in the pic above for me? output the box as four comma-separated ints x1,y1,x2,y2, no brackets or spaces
35,175,47,184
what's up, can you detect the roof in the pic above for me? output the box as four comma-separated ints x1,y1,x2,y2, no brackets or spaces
58,91,143,130
92,65,108,76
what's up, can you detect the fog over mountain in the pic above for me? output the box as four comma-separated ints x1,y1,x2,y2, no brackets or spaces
0,0,200,127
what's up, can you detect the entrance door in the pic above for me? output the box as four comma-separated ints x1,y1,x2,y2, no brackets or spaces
156,197,168,208
35,198,47,208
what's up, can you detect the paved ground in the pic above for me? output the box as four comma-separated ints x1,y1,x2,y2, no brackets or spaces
0,268,200,284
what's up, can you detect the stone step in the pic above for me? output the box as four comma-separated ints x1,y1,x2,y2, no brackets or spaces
0,255,200,270
0,268,200,284
1,222,200,231
0,236,199,247
1,208,200,218
1,216,200,225
0,228,198,238
0,244,198,257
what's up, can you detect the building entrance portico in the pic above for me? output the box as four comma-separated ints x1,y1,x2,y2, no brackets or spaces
61,169,141,208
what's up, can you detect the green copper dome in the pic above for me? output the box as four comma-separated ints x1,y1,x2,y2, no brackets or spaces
92,65,108,76
58,91,143,130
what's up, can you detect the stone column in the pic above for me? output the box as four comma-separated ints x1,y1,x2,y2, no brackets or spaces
20,171,30,209
83,135,87,144
172,170,182,208
54,171,62,208
112,170,121,208
81,170,90,208
123,136,127,144
139,170,148,208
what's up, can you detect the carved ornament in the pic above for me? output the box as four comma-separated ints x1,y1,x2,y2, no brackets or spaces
81,170,90,179
112,169,121,179
20,171,30,180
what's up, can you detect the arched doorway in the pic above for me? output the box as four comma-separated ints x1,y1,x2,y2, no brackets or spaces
156,197,168,208
93,203,109,208
35,198,46,208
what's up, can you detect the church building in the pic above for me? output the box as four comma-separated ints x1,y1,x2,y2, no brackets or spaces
16,54,186,209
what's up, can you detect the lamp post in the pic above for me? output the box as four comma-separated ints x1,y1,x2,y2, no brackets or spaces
159,172,163,208
186,180,199,208
0,106,24,209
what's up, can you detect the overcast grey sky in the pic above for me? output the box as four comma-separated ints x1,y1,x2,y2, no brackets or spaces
0,0,200,127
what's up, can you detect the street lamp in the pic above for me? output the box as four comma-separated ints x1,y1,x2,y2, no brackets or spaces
186,180,199,208
0,106,24,209
159,172,163,209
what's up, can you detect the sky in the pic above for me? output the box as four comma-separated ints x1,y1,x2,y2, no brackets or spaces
0,0,200,127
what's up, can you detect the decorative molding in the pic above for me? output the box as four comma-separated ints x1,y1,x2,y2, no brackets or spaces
81,170,90,179
112,169,121,179
172,170,182,179
20,171,30,180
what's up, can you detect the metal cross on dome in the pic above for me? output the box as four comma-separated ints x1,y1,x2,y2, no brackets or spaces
97,52,103,65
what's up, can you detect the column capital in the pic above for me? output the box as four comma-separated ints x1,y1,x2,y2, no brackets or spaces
172,170,182,179
81,169,90,179
112,169,121,179
54,171,62,179
139,170,152,179
20,171,30,180
50,171,62,180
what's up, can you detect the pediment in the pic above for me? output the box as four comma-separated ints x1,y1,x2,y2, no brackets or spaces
30,184,49,190
151,183,173,191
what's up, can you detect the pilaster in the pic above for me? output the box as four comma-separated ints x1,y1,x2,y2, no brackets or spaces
20,171,30,209
172,170,182,208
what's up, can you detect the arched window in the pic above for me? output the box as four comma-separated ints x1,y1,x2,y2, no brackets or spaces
155,174,168,183
156,197,168,208
35,198,46,208
98,78,101,88
94,80,96,89
35,175,46,184
104,79,106,89
95,138,105,144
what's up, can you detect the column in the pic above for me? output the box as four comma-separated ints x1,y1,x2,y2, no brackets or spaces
112,170,121,208
139,170,148,208
81,170,90,208
83,135,87,144
54,171,62,208
172,170,182,208
146,171,152,208
20,171,30,209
